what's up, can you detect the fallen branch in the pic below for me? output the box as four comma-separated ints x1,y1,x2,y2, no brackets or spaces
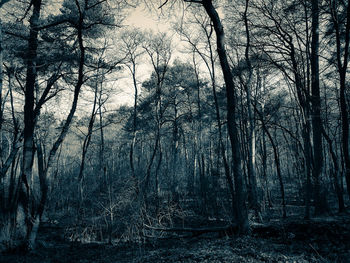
144,224,238,237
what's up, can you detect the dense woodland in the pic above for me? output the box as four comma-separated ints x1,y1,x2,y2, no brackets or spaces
0,0,350,262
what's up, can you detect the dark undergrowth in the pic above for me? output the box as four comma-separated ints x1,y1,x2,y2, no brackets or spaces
1,213,350,263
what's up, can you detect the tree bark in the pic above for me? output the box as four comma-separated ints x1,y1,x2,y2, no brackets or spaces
19,0,42,250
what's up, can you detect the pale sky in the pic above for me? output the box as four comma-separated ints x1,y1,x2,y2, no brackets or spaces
124,3,172,32
115,3,179,107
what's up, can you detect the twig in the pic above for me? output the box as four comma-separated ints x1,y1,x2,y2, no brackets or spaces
309,243,327,262
158,0,169,9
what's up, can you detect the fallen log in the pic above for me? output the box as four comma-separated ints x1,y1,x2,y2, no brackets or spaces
144,224,238,237
145,217,350,240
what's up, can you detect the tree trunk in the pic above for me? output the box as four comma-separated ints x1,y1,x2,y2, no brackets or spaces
321,128,344,212
0,19,3,135
311,0,327,215
98,90,106,190
45,2,85,170
19,0,42,250
202,0,249,233
255,107,286,218
129,62,139,192
243,0,260,220
289,42,312,219
77,83,98,207
207,24,235,221
303,122,312,219
0,69,21,180
331,0,350,199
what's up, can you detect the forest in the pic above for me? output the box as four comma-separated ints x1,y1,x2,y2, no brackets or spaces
0,0,350,262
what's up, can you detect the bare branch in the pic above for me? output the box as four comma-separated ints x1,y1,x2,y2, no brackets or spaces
183,0,203,4
159,0,169,9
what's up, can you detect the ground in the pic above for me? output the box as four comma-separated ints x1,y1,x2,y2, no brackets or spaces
1,215,350,262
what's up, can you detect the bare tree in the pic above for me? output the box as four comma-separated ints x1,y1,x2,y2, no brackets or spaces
143,32,172,201
327,0,350,199
120,29,145,192
177,0,249,233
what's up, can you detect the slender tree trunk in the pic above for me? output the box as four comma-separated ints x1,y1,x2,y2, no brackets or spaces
1,68,19,186
45,3,85,170
191,52,201,197
145,130,160,191
8,151,19,210
261,128,271,207
289,42,312,219
207,24,236,220
202,0,249,233
143,42,169,201
255,107,286,218
303,121,312,219
331,0,350,198
78,82,98,206
155,143,162,211
321,128,344,212
171,101,179,202
98,92,106,190
188,20,236,219
243,0,260,220
24,138,48,248
129,62,139,193
259,73,271,208
198,153,206,212
0,19,3,136
19,0,42,250
311,0,327,215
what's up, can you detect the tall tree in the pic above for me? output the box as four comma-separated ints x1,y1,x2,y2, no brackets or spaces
242,0,260,220
181,0,249,233
143,32,172,199
3,0,119,250
176,10,236,218
328,0,350,199
0,1,12,134
120,29,144,192
19,0,43,250
311,0,327,215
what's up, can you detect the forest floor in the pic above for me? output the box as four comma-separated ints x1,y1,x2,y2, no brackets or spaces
1,214,350,263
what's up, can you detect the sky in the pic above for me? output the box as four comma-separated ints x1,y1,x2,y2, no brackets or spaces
125,3,172,32
113,3,178,107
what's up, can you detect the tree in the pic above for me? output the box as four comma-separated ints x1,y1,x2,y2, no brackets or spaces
327,0,350,199
310,0,327,215
247,0,329,218
0,0,12,134
120,29,145,192
179,0,249,233
175,8,237,218
142,31,172,201
19,0,44,250
242,0,261,220
1,0,119,250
